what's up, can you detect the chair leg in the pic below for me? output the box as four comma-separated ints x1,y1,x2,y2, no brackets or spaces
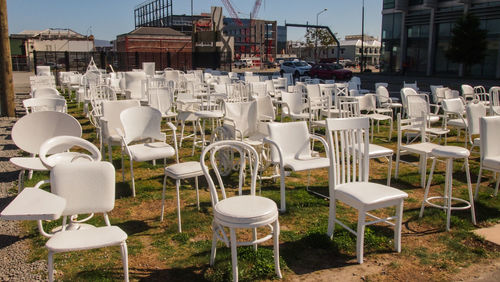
327,199,336,238
395,201,404,253
495,177,500,197
464,160,476,225
18,169,25,193
121,147,125,182
210,224,217,266
48,251,54,282
179,121,185,147
387,155,393,186
395,150,400,179
356,210,366,264
195,176,200,210
120,241,129,282
252,228,258,251
176,179,182,233
161,175,167,221
230,228,239,282
279,166,286,212
445,158,453,231
475,166,483,199
108,143,113,163
273,219,283,278
130,161,136,197
420,158,437,218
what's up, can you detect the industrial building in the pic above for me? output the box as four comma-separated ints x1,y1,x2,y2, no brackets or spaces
381,0,500,78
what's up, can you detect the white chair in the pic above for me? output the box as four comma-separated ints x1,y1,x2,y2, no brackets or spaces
441,98,467,145
265,121,330,212
395,113,443,188
161,124,204,233
32,87,61,99
200,140,282,282
475,116,500,198
118,106,176,197
124,71,147,101
100,100,141,162
461,84,475,100
36,66,51,76
45,161,129,282
403,81,419,91
23,97,66,114
10,112,82,191
489,86,500,115
430,85,444,104
148,86,177,121
325,117,408,264
466,100,486,151
376,85,402,115
280,92,309,121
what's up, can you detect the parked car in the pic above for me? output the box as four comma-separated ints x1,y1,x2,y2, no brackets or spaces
279,60,311,78
262,60,278,69
233,60,247,69
309,63,353,81
339,59,356,68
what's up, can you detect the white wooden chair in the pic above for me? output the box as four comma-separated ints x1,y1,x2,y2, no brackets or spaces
475,116,500,198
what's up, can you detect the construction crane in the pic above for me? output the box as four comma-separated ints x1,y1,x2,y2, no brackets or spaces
220,0,243,26
250,0,262,20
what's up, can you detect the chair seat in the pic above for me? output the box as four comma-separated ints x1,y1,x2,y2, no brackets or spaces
335,182,408,209
195,110,223,119
431,146,469,159
243,133,267,146
165,161,204,179
283,156,330,171
10,152,89,171
288,112,310,120
46,226,127,253
448,119,467,128
128,142,175,162
428,115,440,123
365,113,392,121
214,195,278,225
483,156,500,170
162,112,177,119
375,108,393,115
353,144,393,158
384,102,402,108
402,142,442,155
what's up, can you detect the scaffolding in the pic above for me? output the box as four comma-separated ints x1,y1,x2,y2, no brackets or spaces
134,0,173,28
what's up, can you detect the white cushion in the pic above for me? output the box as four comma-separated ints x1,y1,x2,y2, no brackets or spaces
402,142,442,155
283,156,330,172
215,195,278,225
483,156,500,170
128,142,175,162
448,118,467,128
431,146,469,159
335,182,408,209
165,161,204,179
46,226,127,253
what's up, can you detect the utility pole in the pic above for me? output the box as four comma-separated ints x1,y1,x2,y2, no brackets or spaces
315,8,327,63
360,0,365,72
0,0,15,117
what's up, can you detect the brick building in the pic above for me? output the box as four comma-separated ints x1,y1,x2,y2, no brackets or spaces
115,26,192,53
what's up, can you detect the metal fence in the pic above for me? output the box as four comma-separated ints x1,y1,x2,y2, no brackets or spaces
19,51,233,74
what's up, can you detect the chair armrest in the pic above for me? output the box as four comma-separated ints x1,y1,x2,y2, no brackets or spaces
309,134,329,156
263,137,284,166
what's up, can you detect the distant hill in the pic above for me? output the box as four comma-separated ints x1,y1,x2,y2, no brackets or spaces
94,39,112,47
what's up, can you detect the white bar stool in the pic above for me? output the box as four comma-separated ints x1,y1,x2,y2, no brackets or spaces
419,146,476,231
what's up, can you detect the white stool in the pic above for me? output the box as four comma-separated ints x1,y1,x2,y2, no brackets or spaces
420,146,476,231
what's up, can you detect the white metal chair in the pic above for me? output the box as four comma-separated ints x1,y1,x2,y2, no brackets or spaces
10,112,82,192
264,121,330,212
376,85,402,115
475,116,500,198
45,161,129,282
118,106,176,197
200,140,282,282
325,117,408,264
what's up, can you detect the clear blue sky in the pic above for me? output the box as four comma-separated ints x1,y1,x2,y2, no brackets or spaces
7,0,382,41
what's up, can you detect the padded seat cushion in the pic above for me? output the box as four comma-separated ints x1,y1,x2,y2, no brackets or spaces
195,111,223,119
214,195,278,225
448,118,467,128
284,156,330,171
335,182,408,209
165,161,204,179
128,142,175,162
46,226,127,253
402,142,442,154
352,144,393,158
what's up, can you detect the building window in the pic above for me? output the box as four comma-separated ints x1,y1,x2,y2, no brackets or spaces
383,0,395,9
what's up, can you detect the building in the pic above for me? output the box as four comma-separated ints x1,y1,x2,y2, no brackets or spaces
9,28,94,70
115,26,191,53
381,0,500,78
288,35,381,65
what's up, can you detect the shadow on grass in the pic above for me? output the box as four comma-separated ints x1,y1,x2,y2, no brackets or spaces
116,220,151,236
137,265,207,281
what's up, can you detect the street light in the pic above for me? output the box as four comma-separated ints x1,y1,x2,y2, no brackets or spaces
361,0,365,72
315,8,327,63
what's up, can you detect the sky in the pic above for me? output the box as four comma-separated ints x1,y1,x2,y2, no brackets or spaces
7,0,382,42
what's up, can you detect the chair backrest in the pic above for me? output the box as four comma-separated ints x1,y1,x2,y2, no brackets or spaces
333,83,349,97
124,71,147,99
250,82,268,97
397,112,427,146
245,76,260,83
338,96,361,118
11,111,82,155
444,89,460,99
223,101,258,138
143,62,155,76
281,92,306,115
148,86,175,115
32,87,61,98
401,87,419,114
39,136,101,169
461,84,474,98
325,117,370,186
218,75,232,85
283,73,294,86
255,96,276,121
306,84,322,102
481,116,500,160
403,81,418,91
359,94,377,113
200,140,259,206
467,100,486,136
120,106,164,144
376,85,391,106
101,100,141,137
489,86,500,107
23,97,66,114
37,66,51,76
267,121,311,162
442,98,465,114
51,161,115,216
164,70,180,83
430,85,444,103
374,82,388,90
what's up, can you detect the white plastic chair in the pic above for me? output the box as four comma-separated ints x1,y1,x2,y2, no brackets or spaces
265,121,330,211
124,71,147,101
461,84,474,100
280,92,309,121
23,97,66,114
475,116,500,198
10,112,82,191
45,161,129,282
118,106,176,197
100,100,141,162
200,140,282,282
325,117,407,264
376,85,402,114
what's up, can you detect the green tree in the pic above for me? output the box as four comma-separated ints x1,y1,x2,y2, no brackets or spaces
446,13,488,77
305,28,335,62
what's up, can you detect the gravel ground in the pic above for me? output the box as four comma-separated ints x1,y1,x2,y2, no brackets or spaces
0,116,46,279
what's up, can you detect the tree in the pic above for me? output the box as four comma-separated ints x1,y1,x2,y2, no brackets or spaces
446,13,488,77
305,28,335,61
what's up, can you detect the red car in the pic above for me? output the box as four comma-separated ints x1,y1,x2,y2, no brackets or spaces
309,63,353,81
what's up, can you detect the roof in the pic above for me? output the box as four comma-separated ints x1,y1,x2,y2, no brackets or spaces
120,27,188,37
14,28,87,39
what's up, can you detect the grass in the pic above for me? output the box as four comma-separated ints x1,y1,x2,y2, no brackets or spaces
12,93,500,281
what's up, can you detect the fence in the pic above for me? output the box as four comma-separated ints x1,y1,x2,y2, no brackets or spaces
19,50,233,74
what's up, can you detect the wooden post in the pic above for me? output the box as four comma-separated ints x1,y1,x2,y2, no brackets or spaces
0,0,15,117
